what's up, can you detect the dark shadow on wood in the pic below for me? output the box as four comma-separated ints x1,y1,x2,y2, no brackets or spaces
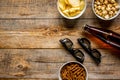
62,18,79,28
96,18,115,29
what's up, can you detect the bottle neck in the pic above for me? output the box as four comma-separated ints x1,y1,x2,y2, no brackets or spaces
84,24,109,35
84,24,120,49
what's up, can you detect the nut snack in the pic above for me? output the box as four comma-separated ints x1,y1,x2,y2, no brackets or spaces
60,62,87,80
58,0,85,17
94,0,120,19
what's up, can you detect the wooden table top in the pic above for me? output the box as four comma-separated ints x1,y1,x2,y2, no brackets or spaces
0,0,120,80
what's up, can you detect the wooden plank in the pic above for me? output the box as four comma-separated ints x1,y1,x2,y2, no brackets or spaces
0,0,94,19
0,0,119,80
0,19,120,31
0,0,119,19
0,79,56,80
0,79,119,80
0,79,57,80
0,19,120,48
0,49,120,79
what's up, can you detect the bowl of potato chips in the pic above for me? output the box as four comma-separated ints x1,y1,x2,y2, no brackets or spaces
57,0,87,19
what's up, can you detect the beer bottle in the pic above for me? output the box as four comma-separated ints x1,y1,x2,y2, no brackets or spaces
84,24,120,49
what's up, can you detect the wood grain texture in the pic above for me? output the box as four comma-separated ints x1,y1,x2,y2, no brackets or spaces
0,0,120,80
0,0,119,19
0,0,96,19
0,19,120,48
0,49,120,80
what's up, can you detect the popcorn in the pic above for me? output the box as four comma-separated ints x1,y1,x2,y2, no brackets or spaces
94,0,120,19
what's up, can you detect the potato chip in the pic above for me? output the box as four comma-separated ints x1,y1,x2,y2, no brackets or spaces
70,11,81,16
65,0,69,5
58,0,85,17
79,1,85,10
69,8,76,13
69,7,80,13
63,9,70,16
59,0,66,11
68,0,80,7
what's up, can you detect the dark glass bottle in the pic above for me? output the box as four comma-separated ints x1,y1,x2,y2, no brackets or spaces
84,24,120,49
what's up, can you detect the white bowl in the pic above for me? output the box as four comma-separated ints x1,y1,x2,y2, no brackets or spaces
92,0,120,20
57,0,87,19
58,61,88,80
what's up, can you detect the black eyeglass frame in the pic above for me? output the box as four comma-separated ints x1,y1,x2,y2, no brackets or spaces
59,38,84,63
77,38,101,65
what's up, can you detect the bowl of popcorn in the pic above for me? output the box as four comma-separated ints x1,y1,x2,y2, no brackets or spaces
57,0,87,19
58,61,88,80
92,0,120,20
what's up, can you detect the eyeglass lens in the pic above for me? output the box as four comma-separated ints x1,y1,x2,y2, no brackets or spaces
60,38,73,50
78,38,101,64
59,38,84,63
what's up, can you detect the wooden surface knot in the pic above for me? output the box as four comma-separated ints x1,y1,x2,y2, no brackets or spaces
0,53,30,77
